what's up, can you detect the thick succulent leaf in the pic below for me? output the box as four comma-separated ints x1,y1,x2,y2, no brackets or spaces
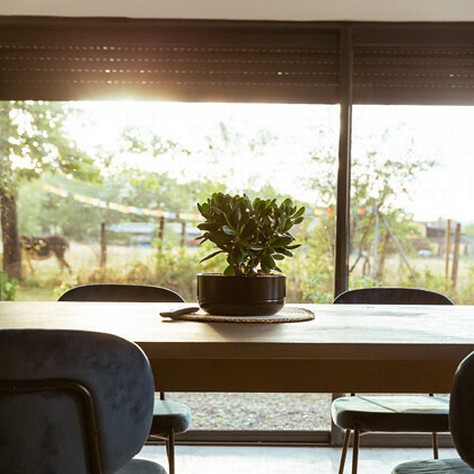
230,247,244,265
222,225,236,236
261,254,276,271
294,206,306,218
276,248,293,257
287,244,301,250
210,231,233,246
271,235,293,247
199,250,224,263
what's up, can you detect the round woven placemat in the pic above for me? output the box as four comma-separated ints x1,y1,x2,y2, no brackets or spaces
172,306,314,323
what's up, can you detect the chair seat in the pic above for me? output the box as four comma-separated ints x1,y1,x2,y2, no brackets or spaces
332,395,450,432
392,458,474,474
116,459,168,473
151,399,192,435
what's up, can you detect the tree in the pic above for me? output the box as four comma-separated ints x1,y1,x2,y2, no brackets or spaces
309,145,435,284
0,101,101,279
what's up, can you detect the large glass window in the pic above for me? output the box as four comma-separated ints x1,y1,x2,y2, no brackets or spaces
3,18,474,443
350,105,474,303
1,100,338,434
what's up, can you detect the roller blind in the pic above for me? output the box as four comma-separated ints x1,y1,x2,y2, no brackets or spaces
0,17,340,103
352,23,474,105
2,18,474,105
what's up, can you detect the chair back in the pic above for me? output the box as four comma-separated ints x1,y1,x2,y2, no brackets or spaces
0,329,155,474
333,287,453,305
58,283,185,303
449,350,474,468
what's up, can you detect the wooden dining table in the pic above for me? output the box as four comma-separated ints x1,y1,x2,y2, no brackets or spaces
1,301,474,394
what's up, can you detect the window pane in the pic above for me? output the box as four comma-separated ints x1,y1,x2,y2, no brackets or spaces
1,100,338,433
0,101,339,302
350,105,474,303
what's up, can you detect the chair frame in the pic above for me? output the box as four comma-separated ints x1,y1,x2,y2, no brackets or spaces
333,287,453,474
0,378,103,474
58,282,189,474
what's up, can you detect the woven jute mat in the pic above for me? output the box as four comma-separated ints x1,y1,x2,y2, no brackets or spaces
170,306,314,323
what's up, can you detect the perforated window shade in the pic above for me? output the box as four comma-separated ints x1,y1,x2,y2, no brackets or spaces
0,17,340,103
352,23,474,105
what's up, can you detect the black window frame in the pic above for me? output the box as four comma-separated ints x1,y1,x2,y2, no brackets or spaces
1,17,471,447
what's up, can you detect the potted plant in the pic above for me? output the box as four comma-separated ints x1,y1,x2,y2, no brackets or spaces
196,192,305,316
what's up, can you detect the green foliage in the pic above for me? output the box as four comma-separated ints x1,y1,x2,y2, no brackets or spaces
398,267,457,301
0,101,102,194
197,192,305,276
457,264,474,305
310,146,435,280
0,270,18,300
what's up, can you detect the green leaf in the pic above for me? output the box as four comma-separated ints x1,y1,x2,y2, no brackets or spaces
230,206,242,227
223,265,236,276
271,236,293,247
276,248,293,257
230,247,244,265
222,225,236,236
287,244,301,250
261,254,275,272
199,250,224,263
294,206,305,218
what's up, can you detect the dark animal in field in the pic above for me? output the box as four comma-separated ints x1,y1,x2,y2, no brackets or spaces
20,235,72,274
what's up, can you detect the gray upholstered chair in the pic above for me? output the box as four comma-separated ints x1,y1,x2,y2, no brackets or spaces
58,283,192,474
0,328,166,474
332,287,453,474
392,350,474,474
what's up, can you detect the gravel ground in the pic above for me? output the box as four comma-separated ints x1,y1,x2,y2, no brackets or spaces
167,392,332,431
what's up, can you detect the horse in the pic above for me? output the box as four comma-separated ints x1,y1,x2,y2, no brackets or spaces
20,235,72,274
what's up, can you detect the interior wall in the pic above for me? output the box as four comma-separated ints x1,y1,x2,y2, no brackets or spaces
3,0,474,22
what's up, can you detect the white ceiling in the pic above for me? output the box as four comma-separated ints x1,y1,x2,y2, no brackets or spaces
3,0,474,22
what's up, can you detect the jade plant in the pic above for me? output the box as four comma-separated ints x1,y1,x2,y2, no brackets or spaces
196,192,305,276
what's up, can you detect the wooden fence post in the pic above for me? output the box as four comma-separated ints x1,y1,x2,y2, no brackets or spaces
100,222,107,268
180,222,186,247
444,218,452,282
157,216,165,250
451,222,461,288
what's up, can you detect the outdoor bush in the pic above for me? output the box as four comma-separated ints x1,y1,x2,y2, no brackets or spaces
455,263,474,304
400,267,456,301
0,271,18,301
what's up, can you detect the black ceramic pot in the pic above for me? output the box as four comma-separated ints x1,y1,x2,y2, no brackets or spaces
197,273,286,316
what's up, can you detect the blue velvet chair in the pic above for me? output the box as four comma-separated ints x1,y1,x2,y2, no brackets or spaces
0,328,166,473
332,287,453,474
392,350,474,474
58,283,192,474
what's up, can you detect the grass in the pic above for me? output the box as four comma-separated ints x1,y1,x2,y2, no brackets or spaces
16,286,57,301
13,240,474,303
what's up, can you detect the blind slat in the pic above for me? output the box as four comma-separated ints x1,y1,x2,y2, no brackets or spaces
0,17,340,103
353,25,474,105
2,18,474,105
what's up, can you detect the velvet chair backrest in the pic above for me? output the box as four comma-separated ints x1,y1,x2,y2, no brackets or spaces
333,287,453,305
0,329,155,474
58,283,185,303
450,350,474,468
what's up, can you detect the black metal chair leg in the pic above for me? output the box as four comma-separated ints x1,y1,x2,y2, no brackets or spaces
352,427,360,474
166,428,175,474
338,429,351,474
432,432,439,459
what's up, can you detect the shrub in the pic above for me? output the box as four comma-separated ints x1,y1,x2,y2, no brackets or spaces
0,271,18,301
